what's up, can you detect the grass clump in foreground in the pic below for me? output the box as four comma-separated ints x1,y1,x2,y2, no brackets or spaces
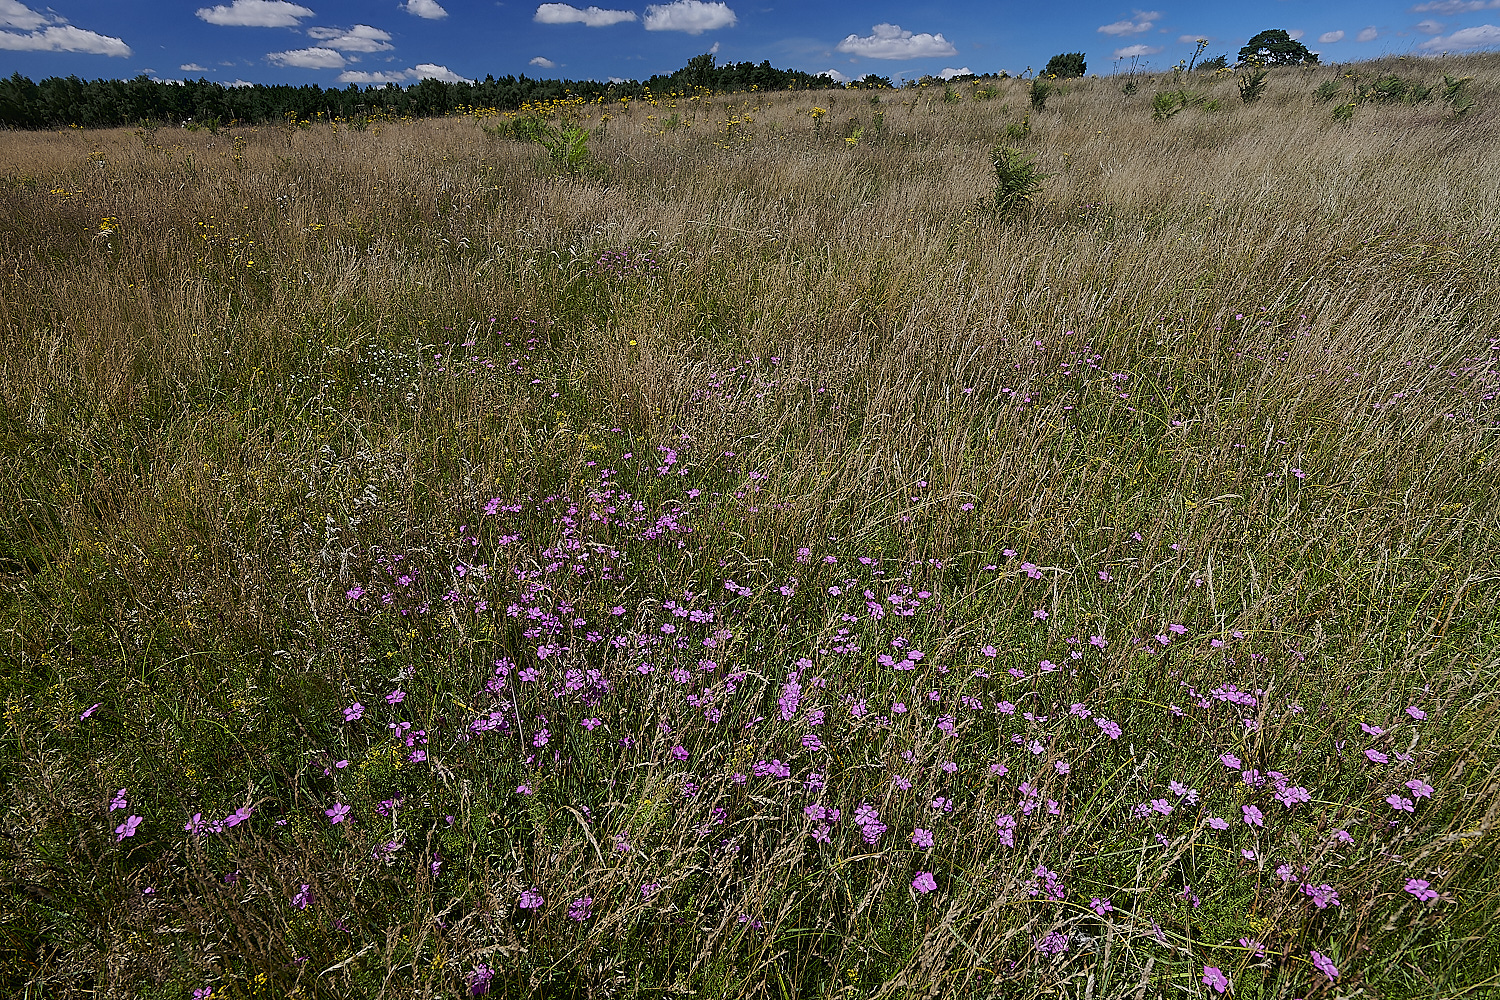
2,52,1500,999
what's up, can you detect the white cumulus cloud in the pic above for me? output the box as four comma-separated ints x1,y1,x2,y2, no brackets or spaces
412,62,471,82
1113,43,1162,58
1177,34,1209,44
0,0,131,55
643,0,736,34
1288,29,1305,39
267,46,345,68
0,23,131,56
181,62,210,70
819,67,849,82
1412,0,1500,11
197,0,315,27
1318,30,1344,43
1099,10,1161,35
836,23,956,59
530,55,556,67
939,66,972,79
306,25,394,51
1357,26,1378,41
1419,22,1500,48
534,3,637,26
0,0,47,30
401,0,448,18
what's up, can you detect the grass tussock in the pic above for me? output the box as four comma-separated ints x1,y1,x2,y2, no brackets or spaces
2,53,1500,999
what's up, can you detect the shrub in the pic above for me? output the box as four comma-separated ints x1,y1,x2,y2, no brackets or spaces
1003,115,1031,141
1030,79,1054,110
1199,54,1229,71
1367,75,1432,104
1044,52,1087,79
1122,80,1139,96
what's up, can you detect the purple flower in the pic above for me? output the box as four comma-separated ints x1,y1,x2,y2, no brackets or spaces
568,896,593,921
1310,950,1339,981
1405,878,1438,902
994,813,1015,847
115,815,143,841
109,788,128,812
1205,816,1229,831
1090,897,1113,915
1364,748,1388,764
80,703,100,720
324,802,350,824
1095,717,1122,739
292,884,313,910
193,990,214,1000
223,804,253,828
1405,779,1434,799
1201,966,1229,994
386,689,405,705
1035,930,1069,956
640,881,661,898
1406,705,1427,720
1219,753,1242,769
1242,804,1264,828
911,828,934,848
468,964,494,996
518,889,543,910
342,703,364,722
1386,794,1415,813
912,871,937,894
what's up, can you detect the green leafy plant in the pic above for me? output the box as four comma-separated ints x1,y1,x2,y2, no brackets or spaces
1043,52,1086,79
1314,79,1343,103
1239,69,1269,104
1003,115,1031,141
988,144,1050,216
1367,75,1432,104
1152,89,1204,120
1030,79,1054,110
1199,54,1229,71
974,85,998,100
1443,74,1475,117
1121,79,1139,96
1332,100,1356,122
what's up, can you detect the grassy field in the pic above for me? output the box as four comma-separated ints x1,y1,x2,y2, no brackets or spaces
2,53,1499,999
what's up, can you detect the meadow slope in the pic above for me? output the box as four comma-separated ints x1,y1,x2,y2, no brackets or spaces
2,55,1499,999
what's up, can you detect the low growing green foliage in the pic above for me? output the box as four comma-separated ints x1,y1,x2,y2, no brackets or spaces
1444,74,1475,117
1030,79,1055,110
987,144,1050,216
1239,69,1269,104
1314,79,1343,103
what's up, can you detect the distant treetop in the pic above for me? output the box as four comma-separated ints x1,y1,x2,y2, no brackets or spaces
1044,52,1087,79
1238,30,1319,67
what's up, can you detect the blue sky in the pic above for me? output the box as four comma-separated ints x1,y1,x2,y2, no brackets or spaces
3,0,1499,86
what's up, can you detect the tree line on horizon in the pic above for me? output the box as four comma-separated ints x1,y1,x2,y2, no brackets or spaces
0,54,847,131
0,32,1323,131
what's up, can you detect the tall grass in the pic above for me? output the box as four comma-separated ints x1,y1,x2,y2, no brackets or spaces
2,53,1499,999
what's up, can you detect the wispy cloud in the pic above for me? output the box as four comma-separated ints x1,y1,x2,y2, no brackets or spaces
338,69,408,83
1410,0,1500,12
836,23,957,59
181,62,210,71
534,3,637,26
400,0,448,18
1112,43,1162,59
266,46,345,68
306,25,394,52
1356,26,1378,42
1416,19,1444,33
643,0,736,34
1418,22,1500,48
0,0,47,30
1098,10,1161,36
197,0,315,27
1318,30,1344,43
